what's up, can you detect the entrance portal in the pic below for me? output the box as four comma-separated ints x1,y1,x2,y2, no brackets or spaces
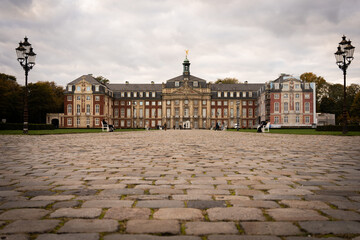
183,120,191,129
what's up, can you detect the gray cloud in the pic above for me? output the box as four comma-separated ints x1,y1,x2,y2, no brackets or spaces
1,0,359,87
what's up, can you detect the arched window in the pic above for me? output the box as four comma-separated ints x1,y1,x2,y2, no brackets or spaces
305,102,310,112
284,102,288,112
77,104,80,113
86,104,90,113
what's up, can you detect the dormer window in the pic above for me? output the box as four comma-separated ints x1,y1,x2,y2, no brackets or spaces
175,81,179,87
193,81,198,87
95,85,99,92
283,84,289,90
68,85,72,92
77,86,81,92
305,83,310,89
274,83,279,89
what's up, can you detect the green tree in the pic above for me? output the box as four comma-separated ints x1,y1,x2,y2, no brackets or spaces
28,82,64,124
350,91,360,124
0,73,23,123
215,78,239,84
95,76,110,85
300,72,329,110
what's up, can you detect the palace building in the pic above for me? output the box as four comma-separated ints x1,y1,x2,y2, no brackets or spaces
46,57,316,129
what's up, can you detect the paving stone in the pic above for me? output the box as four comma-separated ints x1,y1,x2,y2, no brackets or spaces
36,233,99,240
267,208,328,221
0,235,29,240
214,195,250,201
100,189,144,195
329,200,360,210
58,219,118,233
136,200,184,208
0,220,60,233
241,222,301,235
126,220,179,234
172,195,213,201
186,189,230,195
321,209,360,220
52,200,80,209
60,189,98,196
0,209,49,220
23,190,55,197
104,208,151,220
0,201,53,209
253,195,301,200
149,188,184,194
153,208,204,220
31,195,75,201
285,237,344,240
299,221,360,234
50,208,102,218
104,235,200,240
0,191,21,197
82,200,133,208
207,207,265,221
187,201,226,209
185,222,238,235
230,200,279,208
208,236,281,240
279,200,330,209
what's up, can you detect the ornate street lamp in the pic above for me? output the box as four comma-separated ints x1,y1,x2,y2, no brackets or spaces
334,35,355,134
15,37,36,134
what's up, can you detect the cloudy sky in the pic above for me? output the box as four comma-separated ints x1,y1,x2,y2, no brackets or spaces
1,0,359,87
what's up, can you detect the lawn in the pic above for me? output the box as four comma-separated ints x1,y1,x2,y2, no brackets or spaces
226,128,360,136
0,128,146,135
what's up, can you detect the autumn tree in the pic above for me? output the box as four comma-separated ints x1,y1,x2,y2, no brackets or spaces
350,91,360,124
215,78,239,84
300,72,329,110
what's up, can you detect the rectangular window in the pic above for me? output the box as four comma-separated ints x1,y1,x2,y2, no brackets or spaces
217,108,221,117
184,108,189,117
86,96,90,101
230,108,234,118
274,102,279,112
95,85,99,91
248,101,253,106
296,94,300,98
305,116,310,123
224,101,228,106
114,120,119,127
211,108,215,117
305,94,310,99
284,94,288,98
274,116,279,124
151,108,156,118
95,104,100,114
249,92,253,97
274,94,279,99
230,92,234,97
86,104,91,114
76,86,81,92
152,92,156,97
218,92,221,97
139,92,143,97
248,108,253,117
157,108,161,118
67,118,72,126
158,101,162,106
202,108,206,118
305,102,310,112
121,108,125,117
67,96,72,101
167,108,171,118
175,100,179,105
284,102,288,112
121,120,125,127
133,109,137,118
139,101,143,106
242,92,247,97
283,84,289,90
175,81,179,87
202,100,206,105
151,101,156,106
139,109,143,118
242,101,247,106
127,108,131,117
224,108,228,117
224,92,228,97
296,115,300,123
175,108,179,117
193,81,198,87
76,96,81,101
242,108,247,118
295,102,300,112
305,83,310,89
217,101,222,106
284,116,288,123
236,92,240,97
145,101,149,106
77,118,80,125
274,83,279,89
194,100,198,106
211,101,215,106
295,84,300,89
127,92,131,97
121,92,125,97
194,108,198,117
68,85,72,92
145,109,150,118
134,92,137,97
95,118,99,126
139,120,143,127
146,92,149,97
86,118,90,125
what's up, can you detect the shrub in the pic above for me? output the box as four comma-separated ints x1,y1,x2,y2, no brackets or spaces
316,125,360,131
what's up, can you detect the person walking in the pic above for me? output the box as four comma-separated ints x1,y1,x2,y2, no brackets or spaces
164,122,167,131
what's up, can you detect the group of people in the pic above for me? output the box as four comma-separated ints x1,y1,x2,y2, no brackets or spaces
214,122,226,131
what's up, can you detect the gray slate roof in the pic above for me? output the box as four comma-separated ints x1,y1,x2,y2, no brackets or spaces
67,74,104,86
108,84,162,91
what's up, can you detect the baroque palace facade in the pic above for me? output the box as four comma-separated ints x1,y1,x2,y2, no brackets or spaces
47,57,316,129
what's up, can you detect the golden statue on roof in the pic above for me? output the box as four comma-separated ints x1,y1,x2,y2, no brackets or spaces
185,49,189,57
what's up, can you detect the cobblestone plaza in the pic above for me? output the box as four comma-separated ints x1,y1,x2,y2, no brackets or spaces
0,130,360,240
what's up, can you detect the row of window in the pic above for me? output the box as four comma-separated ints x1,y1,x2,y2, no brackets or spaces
115,101,162,106
67,95,102,101
274,93,310,99
217,91,255,98
273,83,310,90
273,116,311,124
274,102,311,113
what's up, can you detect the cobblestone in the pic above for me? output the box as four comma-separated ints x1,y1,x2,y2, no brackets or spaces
0,131,359,238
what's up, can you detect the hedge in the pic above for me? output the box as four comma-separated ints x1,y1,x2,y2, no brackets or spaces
0,123,55,130
316,125,360,131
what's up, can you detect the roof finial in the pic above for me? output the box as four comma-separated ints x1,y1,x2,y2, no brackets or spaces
185,49,189,58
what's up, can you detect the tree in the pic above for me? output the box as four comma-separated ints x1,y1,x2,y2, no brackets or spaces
215,78,239,84
300,72,329,110
350,91,360,124
95,76,110,85
28,82,64,124
0,73,22,123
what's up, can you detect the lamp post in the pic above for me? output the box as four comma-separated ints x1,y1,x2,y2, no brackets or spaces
15,37,36,134
334,35,355,134
236,100,240,131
